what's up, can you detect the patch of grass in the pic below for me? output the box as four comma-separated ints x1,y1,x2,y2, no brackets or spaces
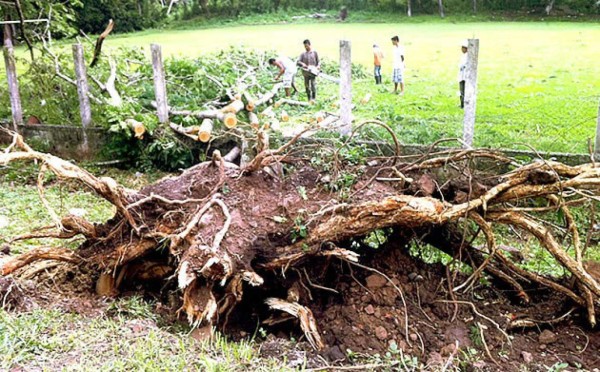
0,182,115,253
0,308,287,371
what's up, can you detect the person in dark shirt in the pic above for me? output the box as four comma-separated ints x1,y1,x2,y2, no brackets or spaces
297,39,320,102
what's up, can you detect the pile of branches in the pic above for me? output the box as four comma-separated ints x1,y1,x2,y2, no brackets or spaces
1,25,352,169
1,127,600,350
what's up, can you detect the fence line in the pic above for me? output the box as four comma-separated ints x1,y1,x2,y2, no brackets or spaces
1,41,598,158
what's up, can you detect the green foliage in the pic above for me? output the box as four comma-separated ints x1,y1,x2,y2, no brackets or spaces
78,0,166,34
0,1,83,39
291,215,308,242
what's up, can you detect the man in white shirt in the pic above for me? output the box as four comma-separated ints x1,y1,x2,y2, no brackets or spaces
391,35,405,95
269,56,298,97
458,40,468,108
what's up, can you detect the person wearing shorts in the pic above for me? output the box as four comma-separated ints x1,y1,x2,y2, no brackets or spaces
269,56,298,97
391,35,405,95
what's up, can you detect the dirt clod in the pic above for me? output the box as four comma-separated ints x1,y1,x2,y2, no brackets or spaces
414,174,436,196
521,351,533,363
365,274,386,289
375,326,388,340
539,329,558,344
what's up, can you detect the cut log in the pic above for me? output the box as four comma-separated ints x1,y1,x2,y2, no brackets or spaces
169,123,201,141
260,106,275,119
223,113,238,129
126,119,146,139
243,92,256,112
254,83,282,107
198,119,213,142
248,112,260,129
221,100,245,114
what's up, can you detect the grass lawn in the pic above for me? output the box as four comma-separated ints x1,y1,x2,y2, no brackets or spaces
104,21,600,153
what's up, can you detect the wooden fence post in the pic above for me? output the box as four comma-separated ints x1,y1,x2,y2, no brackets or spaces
595,99,600,160
462,38,479,148
3,26,23,131
339,40,352,136
151,44,169,124
72,43,92,152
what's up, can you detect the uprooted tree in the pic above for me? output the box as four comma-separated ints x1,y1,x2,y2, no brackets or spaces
2,125,600,350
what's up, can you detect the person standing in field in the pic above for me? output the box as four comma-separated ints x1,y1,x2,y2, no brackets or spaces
390,35,405,95
373,44,384,85
458,40,468,109
269,56,298,97
297,39,320,102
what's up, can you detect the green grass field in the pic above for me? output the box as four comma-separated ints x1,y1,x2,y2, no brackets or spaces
102,21,600,153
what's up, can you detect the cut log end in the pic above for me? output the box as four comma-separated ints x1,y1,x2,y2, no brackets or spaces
198,119,213,142
223,113,238,129
126,119,146,140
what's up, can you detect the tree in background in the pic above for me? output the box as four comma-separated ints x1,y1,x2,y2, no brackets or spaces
0,0,82,44
77,0,166,34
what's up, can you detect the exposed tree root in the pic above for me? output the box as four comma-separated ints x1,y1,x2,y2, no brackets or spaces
2,129,600,355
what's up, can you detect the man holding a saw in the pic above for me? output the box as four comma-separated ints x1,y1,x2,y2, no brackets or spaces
297,39,320,102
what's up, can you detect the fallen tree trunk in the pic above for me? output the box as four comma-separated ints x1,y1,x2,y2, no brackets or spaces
2,129,600,349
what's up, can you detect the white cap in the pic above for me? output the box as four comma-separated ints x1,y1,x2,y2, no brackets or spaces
461,40,469,48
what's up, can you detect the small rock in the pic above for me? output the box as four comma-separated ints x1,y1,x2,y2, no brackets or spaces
409,333,418,342
239,331,248,338
521,351,533,364
373,308,382,318
375,326,388,340
364,304,375,315
367,160,379,167
538,344,547,351
320,175,331,183
539,330,557,344
365,274,386,289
